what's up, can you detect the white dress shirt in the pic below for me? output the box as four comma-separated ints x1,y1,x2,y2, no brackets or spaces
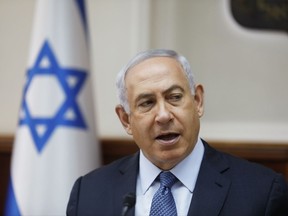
135,138,204,216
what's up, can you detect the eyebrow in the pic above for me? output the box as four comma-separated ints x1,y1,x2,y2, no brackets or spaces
135,84,185,103
135,93,154,104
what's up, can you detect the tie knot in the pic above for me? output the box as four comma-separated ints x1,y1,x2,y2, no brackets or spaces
159,172,177,188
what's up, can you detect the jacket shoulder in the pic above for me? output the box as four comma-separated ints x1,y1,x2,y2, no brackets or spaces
67,153,139,216
203,140,281,180
84,153,138,180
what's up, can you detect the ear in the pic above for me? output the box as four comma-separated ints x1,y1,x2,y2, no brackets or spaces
194,84,204,117
115,105,132,135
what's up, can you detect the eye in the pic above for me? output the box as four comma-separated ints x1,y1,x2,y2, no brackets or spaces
137,99,155,112
168,93,183,102
139,100,154,107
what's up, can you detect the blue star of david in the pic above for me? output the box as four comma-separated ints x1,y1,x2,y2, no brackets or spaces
19,40,88,153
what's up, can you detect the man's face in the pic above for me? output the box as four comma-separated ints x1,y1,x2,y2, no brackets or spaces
116,57,204,170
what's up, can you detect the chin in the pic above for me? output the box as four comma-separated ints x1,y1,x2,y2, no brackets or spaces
157,150,185,164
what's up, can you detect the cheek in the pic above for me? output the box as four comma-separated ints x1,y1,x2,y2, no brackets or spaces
130,115,153,137
176,106,199,133
175,105,196,121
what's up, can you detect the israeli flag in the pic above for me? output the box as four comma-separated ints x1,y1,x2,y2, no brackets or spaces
5,0,101,215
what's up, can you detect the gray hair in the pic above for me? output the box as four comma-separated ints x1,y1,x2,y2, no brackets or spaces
116,49,196,113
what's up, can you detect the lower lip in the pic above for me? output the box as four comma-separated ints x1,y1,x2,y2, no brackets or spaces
156,135,180,146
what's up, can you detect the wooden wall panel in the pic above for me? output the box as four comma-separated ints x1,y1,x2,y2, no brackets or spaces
1,136,288,214
0,137,12,215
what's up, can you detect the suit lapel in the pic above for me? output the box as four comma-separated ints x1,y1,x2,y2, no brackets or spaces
111,143,231,216
113,153,139,216
187,142,231,216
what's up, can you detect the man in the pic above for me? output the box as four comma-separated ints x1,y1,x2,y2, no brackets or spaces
67,49,288,216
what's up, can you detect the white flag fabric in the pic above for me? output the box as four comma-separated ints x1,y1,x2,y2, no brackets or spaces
5,0,101,215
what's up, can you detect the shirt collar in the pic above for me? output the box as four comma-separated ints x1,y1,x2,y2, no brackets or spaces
138,151,162,195
138,138,204,194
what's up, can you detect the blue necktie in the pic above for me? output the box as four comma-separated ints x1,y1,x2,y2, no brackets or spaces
149,172,178,216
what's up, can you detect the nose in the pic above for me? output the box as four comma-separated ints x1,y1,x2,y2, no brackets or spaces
155,102,173,124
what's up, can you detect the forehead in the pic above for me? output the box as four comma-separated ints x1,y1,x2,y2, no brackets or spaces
125,57,189,94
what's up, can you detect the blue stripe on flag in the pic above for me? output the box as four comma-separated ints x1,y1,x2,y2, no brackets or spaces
75,0,88,32
5,178,21,216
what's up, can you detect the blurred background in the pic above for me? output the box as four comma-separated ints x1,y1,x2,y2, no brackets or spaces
1,0,288,141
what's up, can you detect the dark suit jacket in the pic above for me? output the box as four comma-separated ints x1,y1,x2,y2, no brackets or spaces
67,141,288,216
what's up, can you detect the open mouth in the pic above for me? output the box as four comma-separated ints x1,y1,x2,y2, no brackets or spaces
155,133,180,145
